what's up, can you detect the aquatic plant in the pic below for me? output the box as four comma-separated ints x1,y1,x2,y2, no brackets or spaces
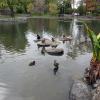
84,24,100,85
85,24,100,62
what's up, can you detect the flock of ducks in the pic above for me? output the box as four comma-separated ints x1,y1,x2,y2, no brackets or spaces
29,34,72,75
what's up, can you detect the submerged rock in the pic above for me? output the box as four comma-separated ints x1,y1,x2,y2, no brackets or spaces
69,79,91,100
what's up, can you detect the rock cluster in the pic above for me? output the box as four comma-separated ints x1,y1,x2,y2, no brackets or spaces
69,79,100,100
92,80,100,100
69,79,91,100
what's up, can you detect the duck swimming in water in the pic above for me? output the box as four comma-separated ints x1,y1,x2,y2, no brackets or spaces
29,61,35,66
53,60,59,75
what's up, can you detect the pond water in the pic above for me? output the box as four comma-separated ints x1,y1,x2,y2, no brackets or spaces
0,18,100,100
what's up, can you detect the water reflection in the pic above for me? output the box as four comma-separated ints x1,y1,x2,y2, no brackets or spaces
0,18,98,100
67,18,92,59
0,18,95,61
86,20,100,34
28,18,71,36
0,22,28,54
0,82,9,100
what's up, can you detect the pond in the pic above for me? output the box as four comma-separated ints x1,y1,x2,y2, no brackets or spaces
0,18,100,100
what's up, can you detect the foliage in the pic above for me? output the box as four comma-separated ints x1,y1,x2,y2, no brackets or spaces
17,0,33,13
0,1,7,8
92,8,100,16
58,0,72,15
45,0,58,4
85,24,100,61
16,3,24,13
0,0,33,16
27,3,33,14
48,3,58,15
77,4,86,15
0,0,73,16
65,8,73,14
0,0,19,17
44,0,59,14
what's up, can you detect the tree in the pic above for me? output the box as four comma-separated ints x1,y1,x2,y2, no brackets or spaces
0,0,18,17
77,4,86,15
17,0,33,13
48,3,58,15
0,1,7,8
64,0,73,14
57,0,72,15
16,3,24,13
44,0,58,14
27,3,34,14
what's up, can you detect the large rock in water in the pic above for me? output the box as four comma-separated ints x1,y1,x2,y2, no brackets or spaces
69,80,91,100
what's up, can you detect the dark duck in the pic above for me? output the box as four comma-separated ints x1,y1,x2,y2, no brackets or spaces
53,60,59,75
37,34,41,40
29,61,35,66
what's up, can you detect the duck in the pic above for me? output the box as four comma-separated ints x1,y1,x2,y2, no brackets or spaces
53,60,59,75
52,38,55,42
62,35,72,41
37,34,41,40
29,61,35,66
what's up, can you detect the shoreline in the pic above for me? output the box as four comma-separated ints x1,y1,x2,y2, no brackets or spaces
0,15,100,23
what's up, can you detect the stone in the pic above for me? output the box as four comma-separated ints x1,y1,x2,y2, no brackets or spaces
69,79,91,100
46,48,64,56
37,39,51,47
92,80,100,100
92,86,100,100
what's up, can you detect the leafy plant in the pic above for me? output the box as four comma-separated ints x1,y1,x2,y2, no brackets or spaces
77,4,86,15
48,3,58,15
85,24,100,61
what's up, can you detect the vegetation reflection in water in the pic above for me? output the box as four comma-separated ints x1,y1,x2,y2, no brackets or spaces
0,22,28,52
0,18,97,62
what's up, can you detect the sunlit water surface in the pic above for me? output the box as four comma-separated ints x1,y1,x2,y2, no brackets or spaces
0,18,100,100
